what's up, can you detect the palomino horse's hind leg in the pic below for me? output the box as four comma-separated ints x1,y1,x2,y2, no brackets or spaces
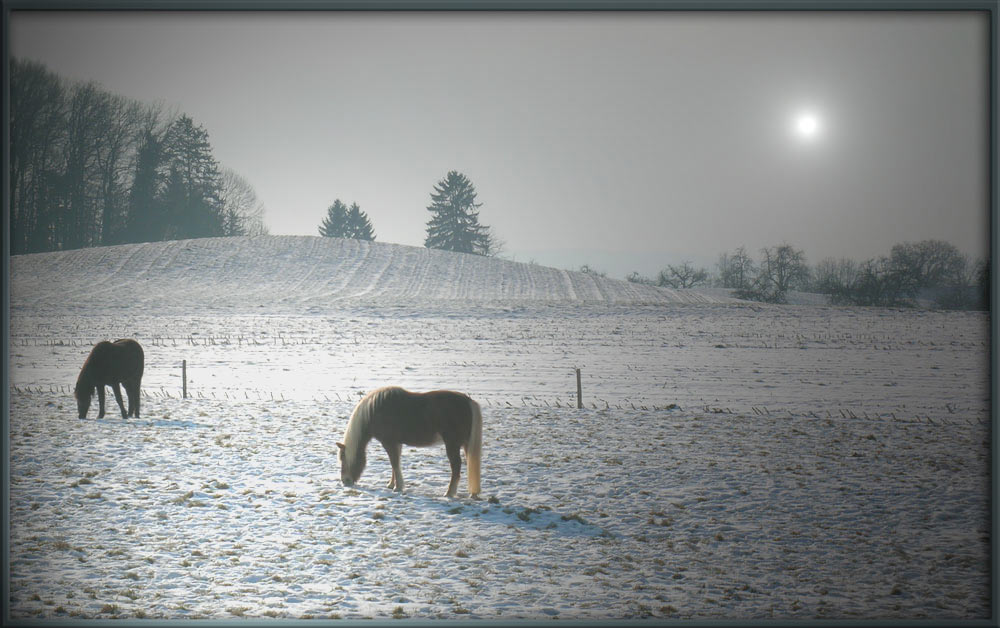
112,383,128,418
383,442,403,492
444,441,462,498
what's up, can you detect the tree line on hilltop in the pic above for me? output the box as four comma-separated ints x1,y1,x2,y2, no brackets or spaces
10,58,268,255
619,239,988,311
318,170,503,257
11,59,985,312
12,59,501,260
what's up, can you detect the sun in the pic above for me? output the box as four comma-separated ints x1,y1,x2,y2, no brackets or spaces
793,111,822,140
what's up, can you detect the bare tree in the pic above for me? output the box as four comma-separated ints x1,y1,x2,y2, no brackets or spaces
733,244,808,303
9,58,66,254
482,225,505,258
888,240,968,301
95,94,146,245
933,253,979,310
813,257,859,304
657,261,709,289
717,246,755,291
219,168,269,236
756,244,809,303
60,81,106,250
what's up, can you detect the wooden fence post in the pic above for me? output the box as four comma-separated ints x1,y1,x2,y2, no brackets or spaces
182,360,187,399
576,368,582,409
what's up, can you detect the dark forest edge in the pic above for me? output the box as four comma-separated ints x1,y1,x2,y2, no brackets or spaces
9,57,269,255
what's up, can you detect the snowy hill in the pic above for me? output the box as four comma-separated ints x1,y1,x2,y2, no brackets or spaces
11,235,735,313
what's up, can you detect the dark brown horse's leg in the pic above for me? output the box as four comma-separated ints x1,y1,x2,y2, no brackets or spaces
444,441,463,498
124,381,139,417
383,442,403,492
97,386,106,418
132,380,141,418
112,383,128,418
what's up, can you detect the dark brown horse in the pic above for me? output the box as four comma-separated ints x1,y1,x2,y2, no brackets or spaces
75,339,144,419
337,386,482,498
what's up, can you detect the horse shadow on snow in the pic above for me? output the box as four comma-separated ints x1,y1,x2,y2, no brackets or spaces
340,484,611,539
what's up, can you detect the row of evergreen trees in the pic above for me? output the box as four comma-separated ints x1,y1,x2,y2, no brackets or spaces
10,58,267,255
318,170,502,257
318,200,375,240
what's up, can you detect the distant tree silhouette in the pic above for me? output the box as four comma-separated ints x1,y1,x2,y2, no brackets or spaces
219,168,269,237
319,199,375,240
160,115,225,240
757,244,810,302
9,57,264,253
717,247,756,292
345,202,376,241
812,240,984,309
425,171,491,255
319,200,349,238
10,58,65,253
887,240,966,302
813,257,860,305
123,124,167,244
732,244,809,304
657,261,709,289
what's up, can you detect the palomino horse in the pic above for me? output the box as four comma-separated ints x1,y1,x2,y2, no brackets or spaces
74,339,144,419
337,386,482,498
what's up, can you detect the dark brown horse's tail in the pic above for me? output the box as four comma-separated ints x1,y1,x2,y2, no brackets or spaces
466,398,483,498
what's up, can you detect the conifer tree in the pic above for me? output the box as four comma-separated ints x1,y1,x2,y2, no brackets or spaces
424,171,490,255
160,115,224,239
345,202,376,241
319,200,350,238
124,128,167,243
320,200,375,240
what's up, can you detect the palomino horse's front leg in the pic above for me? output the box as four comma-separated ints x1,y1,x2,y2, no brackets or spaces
383,442,404,492
444,442,463,498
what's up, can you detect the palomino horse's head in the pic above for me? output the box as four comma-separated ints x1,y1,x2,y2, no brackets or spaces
336,443,353,486
337,442,366,487
74,384,94,419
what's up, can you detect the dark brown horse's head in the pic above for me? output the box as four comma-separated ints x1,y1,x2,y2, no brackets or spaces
337,442,365,487
74,382,94,419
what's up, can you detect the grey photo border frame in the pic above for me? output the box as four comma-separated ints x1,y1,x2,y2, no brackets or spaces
1,1,996,627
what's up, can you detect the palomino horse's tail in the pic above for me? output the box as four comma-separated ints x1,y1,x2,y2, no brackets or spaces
465,398,483,498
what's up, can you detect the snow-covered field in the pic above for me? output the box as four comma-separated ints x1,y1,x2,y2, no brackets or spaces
7,236,992,621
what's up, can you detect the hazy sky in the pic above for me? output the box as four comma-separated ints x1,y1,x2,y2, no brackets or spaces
9,10,990,278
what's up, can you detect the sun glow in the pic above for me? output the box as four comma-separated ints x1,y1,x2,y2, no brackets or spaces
793,111,822,140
